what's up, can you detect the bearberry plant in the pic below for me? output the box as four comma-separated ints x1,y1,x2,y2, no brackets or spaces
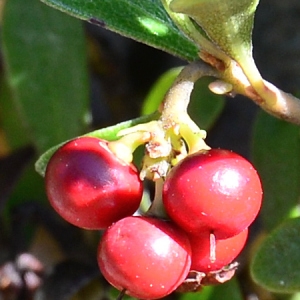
1,0,300,299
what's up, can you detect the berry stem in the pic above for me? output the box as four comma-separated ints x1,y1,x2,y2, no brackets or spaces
160,60,218,118
108,131,151,163
159,60,214,154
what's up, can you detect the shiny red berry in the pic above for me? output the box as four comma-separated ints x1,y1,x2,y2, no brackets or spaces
45,137,143,229
163,149,262,238
189,228,248,272
97,216,191,299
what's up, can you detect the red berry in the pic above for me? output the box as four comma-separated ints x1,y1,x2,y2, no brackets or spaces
97,216,191,299
189,229,248,272
163,149,262,238
45,137,143,229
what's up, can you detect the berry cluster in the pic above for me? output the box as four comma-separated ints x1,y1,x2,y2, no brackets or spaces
45,136,262,299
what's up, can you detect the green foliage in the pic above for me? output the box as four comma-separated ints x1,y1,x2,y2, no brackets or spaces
40,0,199,61
1,0,300,298
251,218,300,293
142,67,183,115
0,75,29,150
169,0,259,63
35,112,160,177
251,111,300,231
180,278,243,300
189,79,225,130
250,111,300,295
2,0,89,153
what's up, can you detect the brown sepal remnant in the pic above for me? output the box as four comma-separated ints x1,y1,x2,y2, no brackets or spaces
199,51,226,72
176,262,238,293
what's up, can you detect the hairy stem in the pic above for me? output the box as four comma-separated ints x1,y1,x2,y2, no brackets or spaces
253,80,300,125
220,59,300,125
160,60,217,125
159,60,214,153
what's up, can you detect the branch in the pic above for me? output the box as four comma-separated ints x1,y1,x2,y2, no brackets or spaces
204,53,300,125
160,60,218,124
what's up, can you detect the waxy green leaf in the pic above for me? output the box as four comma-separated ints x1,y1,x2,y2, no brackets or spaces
35,112,160,177
2,0,89,153
142,67,183,115
251,217,300,293
0,75,30,150
40,0,198,62
189,78,225,131
251,111,300,231
170,0,259,63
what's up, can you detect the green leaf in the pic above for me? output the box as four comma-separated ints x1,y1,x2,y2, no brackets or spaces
35,112,160,177
39,0,198,62
251,217,300,293
2,0,89,153
170,0,259,64
251,111,300,231
289,293,300,300
179,278,242,300
179,286,213,300
142,67,225,130
142,67,183,115
5,162,47,210
189,78,225,130
0,74,30,150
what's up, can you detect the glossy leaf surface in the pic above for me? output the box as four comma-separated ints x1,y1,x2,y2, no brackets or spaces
2,0,89,153
35,112,159,177
251,111,300,230
40,0,199,61
170,0,259,63
251,217,300,293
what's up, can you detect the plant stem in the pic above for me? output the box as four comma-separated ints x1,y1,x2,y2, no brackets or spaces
259,81,300,124
220,59,300,125
160,60,217,116
159,60,214,153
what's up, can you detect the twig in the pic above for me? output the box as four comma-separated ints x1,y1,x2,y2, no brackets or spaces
207,55,300,125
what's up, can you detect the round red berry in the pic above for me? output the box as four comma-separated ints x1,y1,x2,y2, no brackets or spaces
163,149,262,238
189,228,248,272
97,216,191,299
45,137,143,229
